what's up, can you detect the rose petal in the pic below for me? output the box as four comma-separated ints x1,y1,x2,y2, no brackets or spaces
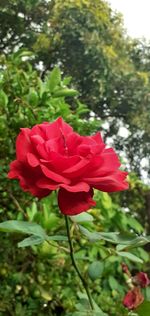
8,160,21,179
36,143,49,160
41,164,70,184
58,188,96,215
57,117,73,135
64,159,89,176
66,132,82,155
91,132,105,147
36,178,59,190
87,148,121,177
27,153,39,167
8,160,50,198
30,124,47,140
30,135,44,146
92,172,128,192
45,137,64,154
16,128,32,161
45,117,73,140
40,153,80,172
60,182,90,192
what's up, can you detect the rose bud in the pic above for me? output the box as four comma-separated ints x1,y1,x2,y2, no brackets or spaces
122,263,130,276
134,272,150,288
123,287,144,310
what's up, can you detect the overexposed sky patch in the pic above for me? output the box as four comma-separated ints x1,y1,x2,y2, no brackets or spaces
108,0,150,39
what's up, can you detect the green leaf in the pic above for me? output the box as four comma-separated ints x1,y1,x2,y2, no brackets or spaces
0,221,67,248
79,225,119,242
0,220,46,238
101,192,112,211
137,248,149,262
0,90,8,106
117,251,143,263
127,217,144,234
47,67,61,92
26,202,38,221
28,89,38,106
38,286,52,301
70,312,89,316
70,312,108,316
79,225,150,248
108,276,120,290
62,76,72,86
76,292,108,315
88,261,104,281
136,301,150,316
14,50,34,59
144,287,150,301
18,235,44,248
116,244,127,251
46,235,68,241
53,88,78,97
70,212,94,223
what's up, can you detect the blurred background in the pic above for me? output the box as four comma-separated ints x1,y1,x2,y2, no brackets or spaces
0,1,150,315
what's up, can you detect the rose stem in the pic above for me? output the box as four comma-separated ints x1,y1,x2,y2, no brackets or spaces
64,215,94,310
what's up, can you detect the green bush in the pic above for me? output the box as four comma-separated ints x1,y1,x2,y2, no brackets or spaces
0,51,149,316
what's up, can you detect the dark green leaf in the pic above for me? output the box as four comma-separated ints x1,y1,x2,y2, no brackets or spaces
79,225,119,242
28,89,38,106
76,292,108,315
117,251,143,263
79,226,150,248
0,220,46,238
18,235,44,248
145,287,150,301
70,312,108,316
88,261,104,281
108,276,120,290
46,235,68,241
0,90,8,106
127,217,144,234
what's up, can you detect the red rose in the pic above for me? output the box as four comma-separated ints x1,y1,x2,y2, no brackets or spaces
123,287,144,310
8,117,128,215
134,272,150,288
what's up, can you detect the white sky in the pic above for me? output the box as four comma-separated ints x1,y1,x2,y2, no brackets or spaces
108,0,150,39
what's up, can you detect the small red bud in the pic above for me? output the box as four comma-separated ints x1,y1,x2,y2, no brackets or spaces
123,287,144,310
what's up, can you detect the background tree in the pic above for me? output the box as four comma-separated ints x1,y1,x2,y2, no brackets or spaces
1,0,150,176
43,0,150,177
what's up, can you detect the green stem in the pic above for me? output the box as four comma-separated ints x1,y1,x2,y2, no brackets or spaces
65,215,94,310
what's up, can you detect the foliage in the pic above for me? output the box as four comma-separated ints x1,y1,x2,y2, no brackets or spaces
1,0,150,176
0,53,149,315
